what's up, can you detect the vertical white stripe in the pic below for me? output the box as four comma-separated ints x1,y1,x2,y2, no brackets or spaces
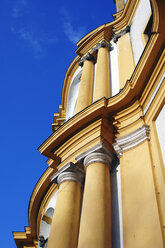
110,41,120,96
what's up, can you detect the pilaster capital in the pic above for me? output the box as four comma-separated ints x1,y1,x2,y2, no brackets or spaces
79,52,96,67
57,171,84,186
51,162,84,186
92,40,112,54
84,152,112,168
111,25,130,43
76,142,119,171
112,125,150,157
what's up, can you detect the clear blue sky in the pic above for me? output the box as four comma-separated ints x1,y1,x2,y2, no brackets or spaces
0,0,116,247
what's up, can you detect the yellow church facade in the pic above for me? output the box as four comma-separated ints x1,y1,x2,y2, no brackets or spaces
13,0,165,247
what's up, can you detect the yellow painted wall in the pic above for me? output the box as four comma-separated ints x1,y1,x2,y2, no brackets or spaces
117,33,135,89
120,140,164,247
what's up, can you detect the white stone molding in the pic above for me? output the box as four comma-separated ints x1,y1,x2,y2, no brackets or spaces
113,125,150,157
84,152,112,168
57,171,84,186
76,142,119,171
51,162,84,186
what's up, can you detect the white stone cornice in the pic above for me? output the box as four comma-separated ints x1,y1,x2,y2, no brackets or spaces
84,152,112,168
76,142,119,171
51,162,84,186
112,125,150,157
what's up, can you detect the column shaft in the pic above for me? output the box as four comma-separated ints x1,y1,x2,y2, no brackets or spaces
75,59,94,113
118,33,135,89
78,161,112,248
47,180,82,248
93,47,110,102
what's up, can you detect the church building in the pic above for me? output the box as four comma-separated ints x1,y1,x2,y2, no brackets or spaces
13,0,165,247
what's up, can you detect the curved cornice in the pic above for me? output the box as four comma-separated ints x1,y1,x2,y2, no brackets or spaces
151,0,165,33
76,0,136,48
60,0,137,115
39,33,164,161
39,98,108,159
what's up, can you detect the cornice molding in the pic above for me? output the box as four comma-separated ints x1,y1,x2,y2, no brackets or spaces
113,125,150,157
38,98,108,159
52,105,66,132
76,26,111,56
13,227,37,248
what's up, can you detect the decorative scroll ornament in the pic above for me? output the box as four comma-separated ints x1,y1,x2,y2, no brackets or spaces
112,125,150,157
112,25,130,43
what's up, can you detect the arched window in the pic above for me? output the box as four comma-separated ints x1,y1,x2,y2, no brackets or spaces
38,208,55,248
65,69,82,120
45,207,54,219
